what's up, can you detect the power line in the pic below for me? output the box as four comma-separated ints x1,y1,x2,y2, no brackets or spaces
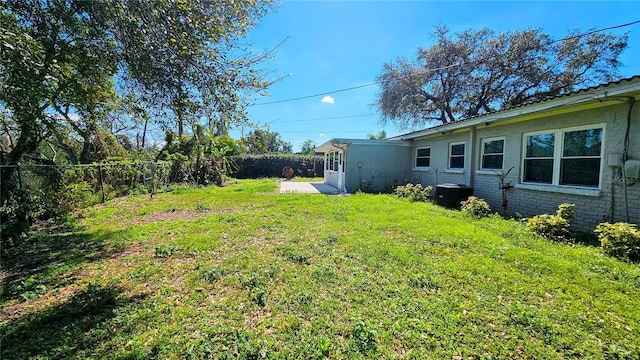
253,82,379,106
252,63,460,106
551,20,640,43
250,19,640,107
277,130,376,134
269,113,376,124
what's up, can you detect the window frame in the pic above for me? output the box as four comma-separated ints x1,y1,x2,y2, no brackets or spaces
522,130,556,184
480,137,505,170
415,146,431,169
326,152,335,171
521,124,605,189
448,141,466,170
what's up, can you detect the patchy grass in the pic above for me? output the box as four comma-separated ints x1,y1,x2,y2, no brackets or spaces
291,176,325,182
2,179,639,359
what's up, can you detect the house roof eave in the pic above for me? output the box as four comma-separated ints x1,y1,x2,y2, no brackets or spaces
399,76,640,140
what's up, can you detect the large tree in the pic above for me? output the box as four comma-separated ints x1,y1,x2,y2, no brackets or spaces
376,26,628,129
299,139,316,155
0,0,275,168
112,0,274,137
242,129,292,154
0,2,119,165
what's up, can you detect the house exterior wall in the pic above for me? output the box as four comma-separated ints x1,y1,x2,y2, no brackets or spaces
411,131,472,188
325,170,338,188
344,143,411,192
411,101,640,232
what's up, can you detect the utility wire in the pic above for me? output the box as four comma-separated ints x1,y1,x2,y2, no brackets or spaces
252,63,460,106
277,130,376,134
269,113,376,124
251,19,640,107
551,20,640,43
252,82,378,106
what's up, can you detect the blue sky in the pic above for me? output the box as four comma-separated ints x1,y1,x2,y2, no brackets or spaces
236,1,640,152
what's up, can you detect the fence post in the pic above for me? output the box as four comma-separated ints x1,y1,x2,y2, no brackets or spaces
142,162,146,188
98,165,105,203
150,162,155,199
17,164,23,189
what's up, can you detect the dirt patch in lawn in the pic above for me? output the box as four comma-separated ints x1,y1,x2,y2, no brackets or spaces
1,242,147,322
136,209,242,225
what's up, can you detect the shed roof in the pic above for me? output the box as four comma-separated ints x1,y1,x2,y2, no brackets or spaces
314,138,409,153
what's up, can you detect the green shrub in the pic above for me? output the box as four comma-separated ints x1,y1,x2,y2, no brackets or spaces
127,183,149,196
595,222,640,262
460,196,491,218
394,183,432,202
1,188,48,247
526,203,575,240
61,181,94,212
556,203,575,223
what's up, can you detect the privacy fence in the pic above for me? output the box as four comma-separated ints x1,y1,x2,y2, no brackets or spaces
231,154,324,179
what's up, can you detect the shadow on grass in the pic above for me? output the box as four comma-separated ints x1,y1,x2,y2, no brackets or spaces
571,230,600,248
1,218,130,301
1,284,147,359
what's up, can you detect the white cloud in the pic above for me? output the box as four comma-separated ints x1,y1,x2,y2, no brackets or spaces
321,95,335,104
319,133,326,137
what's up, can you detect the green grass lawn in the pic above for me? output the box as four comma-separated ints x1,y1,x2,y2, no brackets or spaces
291,176,325,182
2,179,639,359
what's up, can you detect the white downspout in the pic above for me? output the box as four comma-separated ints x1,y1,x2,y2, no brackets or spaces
468,128,475,187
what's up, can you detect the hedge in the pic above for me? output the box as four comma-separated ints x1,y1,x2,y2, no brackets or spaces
230,154,324,179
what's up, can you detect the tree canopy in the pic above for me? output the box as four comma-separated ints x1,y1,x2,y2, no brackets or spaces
376,26,628,129
367,130,387,140
299,139,316,155
242,129,292,154
0,0,275,166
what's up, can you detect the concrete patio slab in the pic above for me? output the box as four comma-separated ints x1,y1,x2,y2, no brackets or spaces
279,181,341,194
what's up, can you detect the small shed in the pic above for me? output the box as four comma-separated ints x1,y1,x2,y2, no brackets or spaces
315,139,411,193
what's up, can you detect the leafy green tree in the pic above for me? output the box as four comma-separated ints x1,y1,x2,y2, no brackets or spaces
377,26,627,128
242,129,293,154
300,139,317,154
1,0,276,242
157,128,242,186
367,130,387,140
1,4,118,166
110,0,275,137
1,0,275,165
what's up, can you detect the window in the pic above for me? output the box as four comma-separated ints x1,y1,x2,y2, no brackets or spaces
415,147,431,167
449,142,465,169
524,132,555,183
481,138,504,170
560,128,602,186
325,151,343,171
522,126,603,187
